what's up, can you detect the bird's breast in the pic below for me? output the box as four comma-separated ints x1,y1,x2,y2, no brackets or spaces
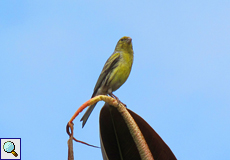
109,53,133,92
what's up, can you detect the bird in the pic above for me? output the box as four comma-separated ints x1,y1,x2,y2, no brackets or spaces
80,36,134,128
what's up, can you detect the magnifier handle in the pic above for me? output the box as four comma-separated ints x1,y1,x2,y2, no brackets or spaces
11,150,18,157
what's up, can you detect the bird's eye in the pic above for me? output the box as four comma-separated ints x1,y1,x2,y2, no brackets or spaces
120,39,124,41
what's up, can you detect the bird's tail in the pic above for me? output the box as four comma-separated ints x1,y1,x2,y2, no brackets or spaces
80,102,97,128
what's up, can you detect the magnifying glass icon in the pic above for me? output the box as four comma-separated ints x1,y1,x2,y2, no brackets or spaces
3,141,18,157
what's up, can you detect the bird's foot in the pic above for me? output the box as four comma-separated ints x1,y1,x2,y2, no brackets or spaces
109,93,127,107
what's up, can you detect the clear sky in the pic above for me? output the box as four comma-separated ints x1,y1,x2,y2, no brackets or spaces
1,1,230,160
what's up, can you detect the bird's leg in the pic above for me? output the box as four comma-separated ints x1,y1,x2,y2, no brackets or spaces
109,93,127,107
109,92,118,99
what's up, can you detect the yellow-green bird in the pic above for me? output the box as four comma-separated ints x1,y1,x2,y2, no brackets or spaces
80,36,134,128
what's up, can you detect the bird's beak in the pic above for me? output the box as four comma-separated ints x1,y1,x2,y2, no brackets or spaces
127,37,132,44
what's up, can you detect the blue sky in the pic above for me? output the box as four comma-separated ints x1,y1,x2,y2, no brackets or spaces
1,1,230,159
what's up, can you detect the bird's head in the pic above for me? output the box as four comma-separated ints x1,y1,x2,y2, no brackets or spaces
115,36,133,52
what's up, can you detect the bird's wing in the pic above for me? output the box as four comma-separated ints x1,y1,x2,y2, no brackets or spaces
92,52,121,97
